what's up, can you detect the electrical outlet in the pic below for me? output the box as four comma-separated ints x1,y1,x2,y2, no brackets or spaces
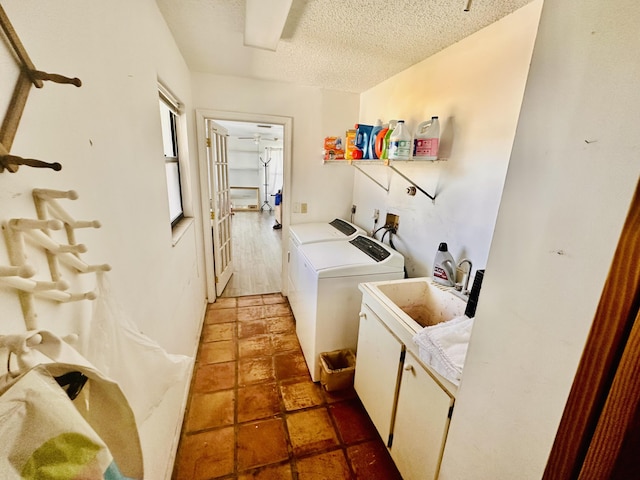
385,213,399,231
294,202,300,213
301,203,307,214
351,205,357,214
373,209,379,221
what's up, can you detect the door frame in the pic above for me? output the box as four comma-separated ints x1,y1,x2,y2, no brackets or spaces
543,179,640,478
196,109,292,302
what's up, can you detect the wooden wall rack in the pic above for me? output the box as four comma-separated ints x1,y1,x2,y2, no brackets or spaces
0,4,81,173
0,189,110,330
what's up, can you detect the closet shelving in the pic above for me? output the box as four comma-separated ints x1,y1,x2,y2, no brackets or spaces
1,189,110,330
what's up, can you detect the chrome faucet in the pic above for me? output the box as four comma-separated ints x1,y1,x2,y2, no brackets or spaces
457,259,473,294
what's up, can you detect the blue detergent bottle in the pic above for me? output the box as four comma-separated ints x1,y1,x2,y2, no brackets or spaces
355,123,373,159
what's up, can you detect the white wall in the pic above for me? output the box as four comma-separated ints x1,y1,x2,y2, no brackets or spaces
191,75,360,223
440,0,640,478
354,1,543,279
0,1,205,478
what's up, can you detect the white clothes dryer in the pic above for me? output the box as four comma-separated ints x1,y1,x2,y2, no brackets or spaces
289,218,365,247
292,235,404,381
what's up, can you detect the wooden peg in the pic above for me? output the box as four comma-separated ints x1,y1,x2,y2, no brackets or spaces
58,252,111,274
22,228,87,254
36,289,93,302
33,189,79,200
68,220,101,229
0,154,62,172
9,218,64,231
62,333,79,344
0,276,68,293
0,264,35,278
32,70,82,88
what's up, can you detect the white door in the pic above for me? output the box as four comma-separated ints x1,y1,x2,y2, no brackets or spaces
391,350,454,480
207,120,233,296
354,303,404,445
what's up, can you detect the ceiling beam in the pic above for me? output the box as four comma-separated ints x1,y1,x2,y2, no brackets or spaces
244,0,293,51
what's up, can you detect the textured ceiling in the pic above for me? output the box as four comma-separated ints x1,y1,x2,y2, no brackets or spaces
156,0,534,94
215,119,284,147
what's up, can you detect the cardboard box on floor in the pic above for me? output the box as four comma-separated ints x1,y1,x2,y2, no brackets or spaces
320,349,355,391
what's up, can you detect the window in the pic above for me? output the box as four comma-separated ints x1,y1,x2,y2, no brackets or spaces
159,93,184,227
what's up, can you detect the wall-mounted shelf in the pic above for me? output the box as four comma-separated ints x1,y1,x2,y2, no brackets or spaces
323,156,444,200
322,159,387,166
388,163,437,201
352,162,390,193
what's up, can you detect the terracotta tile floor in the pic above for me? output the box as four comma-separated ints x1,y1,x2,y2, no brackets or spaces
173,294,403,480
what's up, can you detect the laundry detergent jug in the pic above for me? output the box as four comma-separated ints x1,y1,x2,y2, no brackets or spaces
374,125,389,159
369,119,383,159
380,120,397,160
355,124,373,159
433,242,455,286
413,116,440,160
388,120,411,161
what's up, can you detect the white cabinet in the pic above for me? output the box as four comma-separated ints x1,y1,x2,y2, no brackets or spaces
392,350,454,480
355,297,455,480
354,304,404,444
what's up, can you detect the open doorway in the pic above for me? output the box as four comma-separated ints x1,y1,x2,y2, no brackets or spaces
215,119,284,297
195,109,292,302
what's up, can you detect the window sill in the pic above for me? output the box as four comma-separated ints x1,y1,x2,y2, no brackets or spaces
171,217,194,246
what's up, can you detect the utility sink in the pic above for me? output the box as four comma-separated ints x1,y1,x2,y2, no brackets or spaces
367,277,467,333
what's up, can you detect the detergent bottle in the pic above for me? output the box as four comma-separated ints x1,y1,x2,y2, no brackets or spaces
433,242,455,286
355,123,373,159
374,124,389,159
345,129,357,160
388,120,411,161
413,116,440,160
369,119,383,159
380,120,397,160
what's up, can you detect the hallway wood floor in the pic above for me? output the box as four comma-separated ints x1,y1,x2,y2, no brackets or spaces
220,211,282,298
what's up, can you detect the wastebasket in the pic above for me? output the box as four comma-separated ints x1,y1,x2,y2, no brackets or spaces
319,349,356,392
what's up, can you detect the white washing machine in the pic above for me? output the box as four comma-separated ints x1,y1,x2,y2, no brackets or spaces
288,219,365,312
293,235,405,381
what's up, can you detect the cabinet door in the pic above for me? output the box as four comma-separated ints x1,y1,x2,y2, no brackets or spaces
391,350,454,480
354,304,404,445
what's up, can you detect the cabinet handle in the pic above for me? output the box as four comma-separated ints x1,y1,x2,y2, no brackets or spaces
359,312,366,320
404,364,414,372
